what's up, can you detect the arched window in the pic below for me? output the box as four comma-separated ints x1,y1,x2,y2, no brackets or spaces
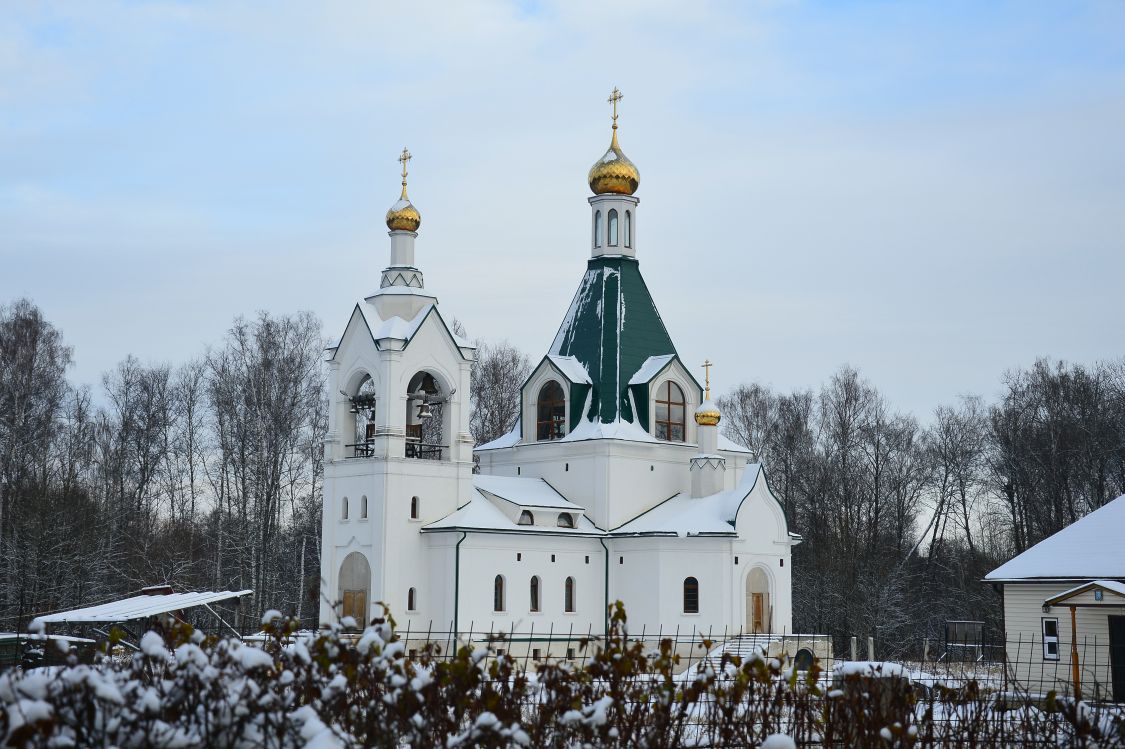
564,577,576,613
557,513,575,528
536,381,566,441
342,496,349,520
683,577,699,614
655,381,686,442
518,510,535,526
494,575,506,612
624,210,632,248
530,576,541,612
608,209,619,246
410,496,419,520
593,211,602,248
360,496,368,519
407,587,417,611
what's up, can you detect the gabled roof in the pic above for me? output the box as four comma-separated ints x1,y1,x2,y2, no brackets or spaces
610,464,766,537
628,354,677,386
985,493,1125,582
1044,580,1125,607
549,256,680,424
473,475,584,511
327,302,473,361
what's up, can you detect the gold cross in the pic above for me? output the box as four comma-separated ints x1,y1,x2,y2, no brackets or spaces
398,147,412,184
607,87,623,129
702,360,713,398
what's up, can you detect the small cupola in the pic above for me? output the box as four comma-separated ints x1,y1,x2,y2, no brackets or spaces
690,360,726,498
385,147,422,232
588,87,640,196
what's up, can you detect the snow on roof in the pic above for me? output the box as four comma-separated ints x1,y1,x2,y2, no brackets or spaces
358,303,431,342
475,424,521,451
718,433,753,454
985,493,1125,581
422,489,599,534
473,475,584,510
32,590,253,625
610,465,763,537
0,633,95,643
364,285,438,298
1044,580,1125,606
546,355,592,384
560,415,663,444
628,354,676,385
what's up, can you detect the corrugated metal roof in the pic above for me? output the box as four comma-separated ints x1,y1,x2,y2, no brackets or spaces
32,590,253,624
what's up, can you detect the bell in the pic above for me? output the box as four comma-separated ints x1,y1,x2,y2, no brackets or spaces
417,403,434,420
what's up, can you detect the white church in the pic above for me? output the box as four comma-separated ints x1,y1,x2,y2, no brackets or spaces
319,92,800,646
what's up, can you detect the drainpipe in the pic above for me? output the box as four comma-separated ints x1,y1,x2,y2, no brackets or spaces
453,532,468,637
599,538,610,640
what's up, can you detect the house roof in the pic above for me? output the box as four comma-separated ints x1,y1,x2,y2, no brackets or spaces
420,489,600,535
1044,580,1125,607
610,464,764,537
472,475,584,511
32,590,253,625
985,493,1125,582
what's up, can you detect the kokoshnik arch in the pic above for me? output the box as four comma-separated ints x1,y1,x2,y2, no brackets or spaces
319,89,802,645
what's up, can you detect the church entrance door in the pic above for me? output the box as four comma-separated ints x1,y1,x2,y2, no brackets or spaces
746,567,771,634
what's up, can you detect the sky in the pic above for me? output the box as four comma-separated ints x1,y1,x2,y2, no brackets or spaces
2,0,1124,418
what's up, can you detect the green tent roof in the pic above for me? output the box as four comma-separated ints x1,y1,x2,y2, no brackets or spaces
549,256,681,423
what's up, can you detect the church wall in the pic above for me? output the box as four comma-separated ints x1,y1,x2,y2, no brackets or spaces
455,534,605,637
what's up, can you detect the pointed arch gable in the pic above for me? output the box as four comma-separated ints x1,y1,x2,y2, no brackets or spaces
329,305,382,363
731,465,790,542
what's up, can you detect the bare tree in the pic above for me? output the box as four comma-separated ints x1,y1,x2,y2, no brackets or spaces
469,340,531,446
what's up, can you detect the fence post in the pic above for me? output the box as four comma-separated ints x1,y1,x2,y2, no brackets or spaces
923,637,929,663
867,636,875,661
850,636,857,661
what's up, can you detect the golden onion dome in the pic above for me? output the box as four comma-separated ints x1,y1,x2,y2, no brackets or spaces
386,147,421,232
588,129,640,196
695,399,722,427
385,193,421,232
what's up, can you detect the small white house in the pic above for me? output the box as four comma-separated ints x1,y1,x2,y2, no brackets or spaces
319,109,801,655
985,493,1125,702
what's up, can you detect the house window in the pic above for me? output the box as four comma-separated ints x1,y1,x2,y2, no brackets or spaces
1042,618,1059,661
530,576,541,612
342,497,349,520
608,209,619,246
407,587,417,612
557,513,575,528
564,577,576,613
494,575,506,612
410,496,419,520
683,577,699,614
655,381,686,442
593,211,602,248
624,210,632,248
536,381,567,441
519,510,535,526
360,496,368,519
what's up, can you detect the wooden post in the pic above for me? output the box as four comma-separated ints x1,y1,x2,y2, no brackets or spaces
867,636,875,661
923,638,930,663
850,636,857,661
1070,605,1081,701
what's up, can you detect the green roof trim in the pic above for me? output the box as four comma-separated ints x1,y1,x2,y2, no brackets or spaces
549,256,680,424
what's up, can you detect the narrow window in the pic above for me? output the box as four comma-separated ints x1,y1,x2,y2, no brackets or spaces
593,210,602,248
407,587,417,612
410,496,419,520
655,381,686,442
564,577,576,613
519,510,534,526
532,648,542,661
683,577,699,614
624,210,632,247
557,513,575,528
608,209,619,246
342,496,349,520
360,496,368,519
494,575,505,612
1042,618,1059,661
530,576,541,612
536,381,567,440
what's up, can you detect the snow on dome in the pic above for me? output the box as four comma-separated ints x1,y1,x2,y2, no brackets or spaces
985,492,1125,580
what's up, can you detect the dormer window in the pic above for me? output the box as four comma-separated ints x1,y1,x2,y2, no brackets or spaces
655,381,686,442
557,513,575,528
608,209,619,246
536,381,566,441
518,510,535,526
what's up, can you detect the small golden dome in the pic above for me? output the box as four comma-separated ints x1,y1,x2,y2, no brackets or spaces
386,146,421,232
695,400,721,427
588,129,640,196
386,194,421,232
